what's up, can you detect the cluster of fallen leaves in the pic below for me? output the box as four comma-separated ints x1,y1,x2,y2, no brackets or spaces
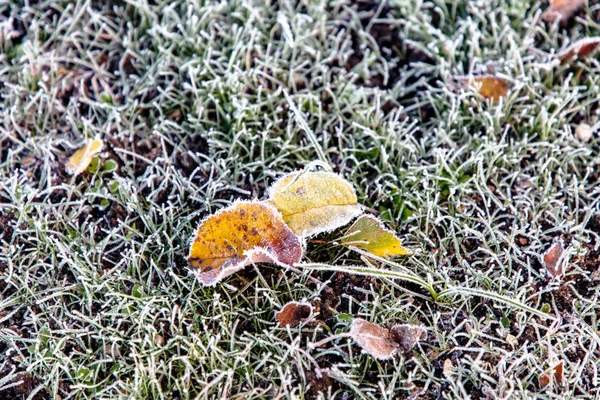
451,0,599,105
186,167,424,359
187,168,410,286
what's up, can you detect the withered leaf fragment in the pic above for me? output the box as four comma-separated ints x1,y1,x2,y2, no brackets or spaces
542,240,565,278
350,319,397,360
275,302,313,327
539,361,564,388
389,324,427,352
557,37,600,64
542,0,586,23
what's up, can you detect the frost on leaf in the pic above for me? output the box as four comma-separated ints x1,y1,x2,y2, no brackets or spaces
349,319,397,360
542,240,565,278
542,0,585,23
268,170,362,237
389,324,427,352
341,215,411,257
453,75,509,103
66,137,103,175
187,201,303,286
275,301,313,327
557,37,600,64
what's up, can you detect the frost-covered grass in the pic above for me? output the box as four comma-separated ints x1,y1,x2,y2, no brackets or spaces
1,0,600,399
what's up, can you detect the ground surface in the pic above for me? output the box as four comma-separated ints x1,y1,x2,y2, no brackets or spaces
1,0,600,399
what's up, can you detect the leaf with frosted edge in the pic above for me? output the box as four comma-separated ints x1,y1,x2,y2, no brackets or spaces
66,137,103,175
557,37,600,64
341,215,411,257
275,301,313,327
389,324,426,352
187,201,304,286
268,170,362,237
349,318,397,360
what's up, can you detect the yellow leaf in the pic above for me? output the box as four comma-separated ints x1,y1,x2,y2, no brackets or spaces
66,137,103,175
341,215,411,257
454,75,509,103
268,170,362,236
187,201,303,286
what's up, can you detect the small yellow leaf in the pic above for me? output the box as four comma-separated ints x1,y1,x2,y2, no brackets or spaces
454,75,509,103
268,170,362,237
341,215,411,257
66,137,103,175
187,201,303,286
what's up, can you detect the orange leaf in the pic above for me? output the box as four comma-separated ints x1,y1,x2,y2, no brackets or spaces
275,301,313,327
557,37,600,64
66,137,103,175
187,201,303,286
454,75,509,103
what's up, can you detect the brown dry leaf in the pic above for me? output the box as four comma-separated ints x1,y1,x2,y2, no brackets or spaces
389,324,426,351
275,301,313,327
187,201,303,286
349,318,397,360
558,37,600,63
66,137,103,175
341,215,411,257
539,361,564,388
454,75,509,103
268,170,362,237
542,0,586,23
543,240,565,278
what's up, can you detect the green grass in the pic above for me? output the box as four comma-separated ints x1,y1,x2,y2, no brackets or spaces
1,0,600,399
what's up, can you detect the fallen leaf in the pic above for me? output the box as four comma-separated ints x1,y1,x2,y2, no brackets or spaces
268,170,362,237
575,123,593,142
389,324,426,351
454,75,509,103
539,361,564,388
349,318,397,360
341,215,411,257
66,137,103,175
542,0,586,23
443,358,454,378
505,333,518,346
542,240,565,278
558,37,600,63
187,201,303,286
275,301,313,327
